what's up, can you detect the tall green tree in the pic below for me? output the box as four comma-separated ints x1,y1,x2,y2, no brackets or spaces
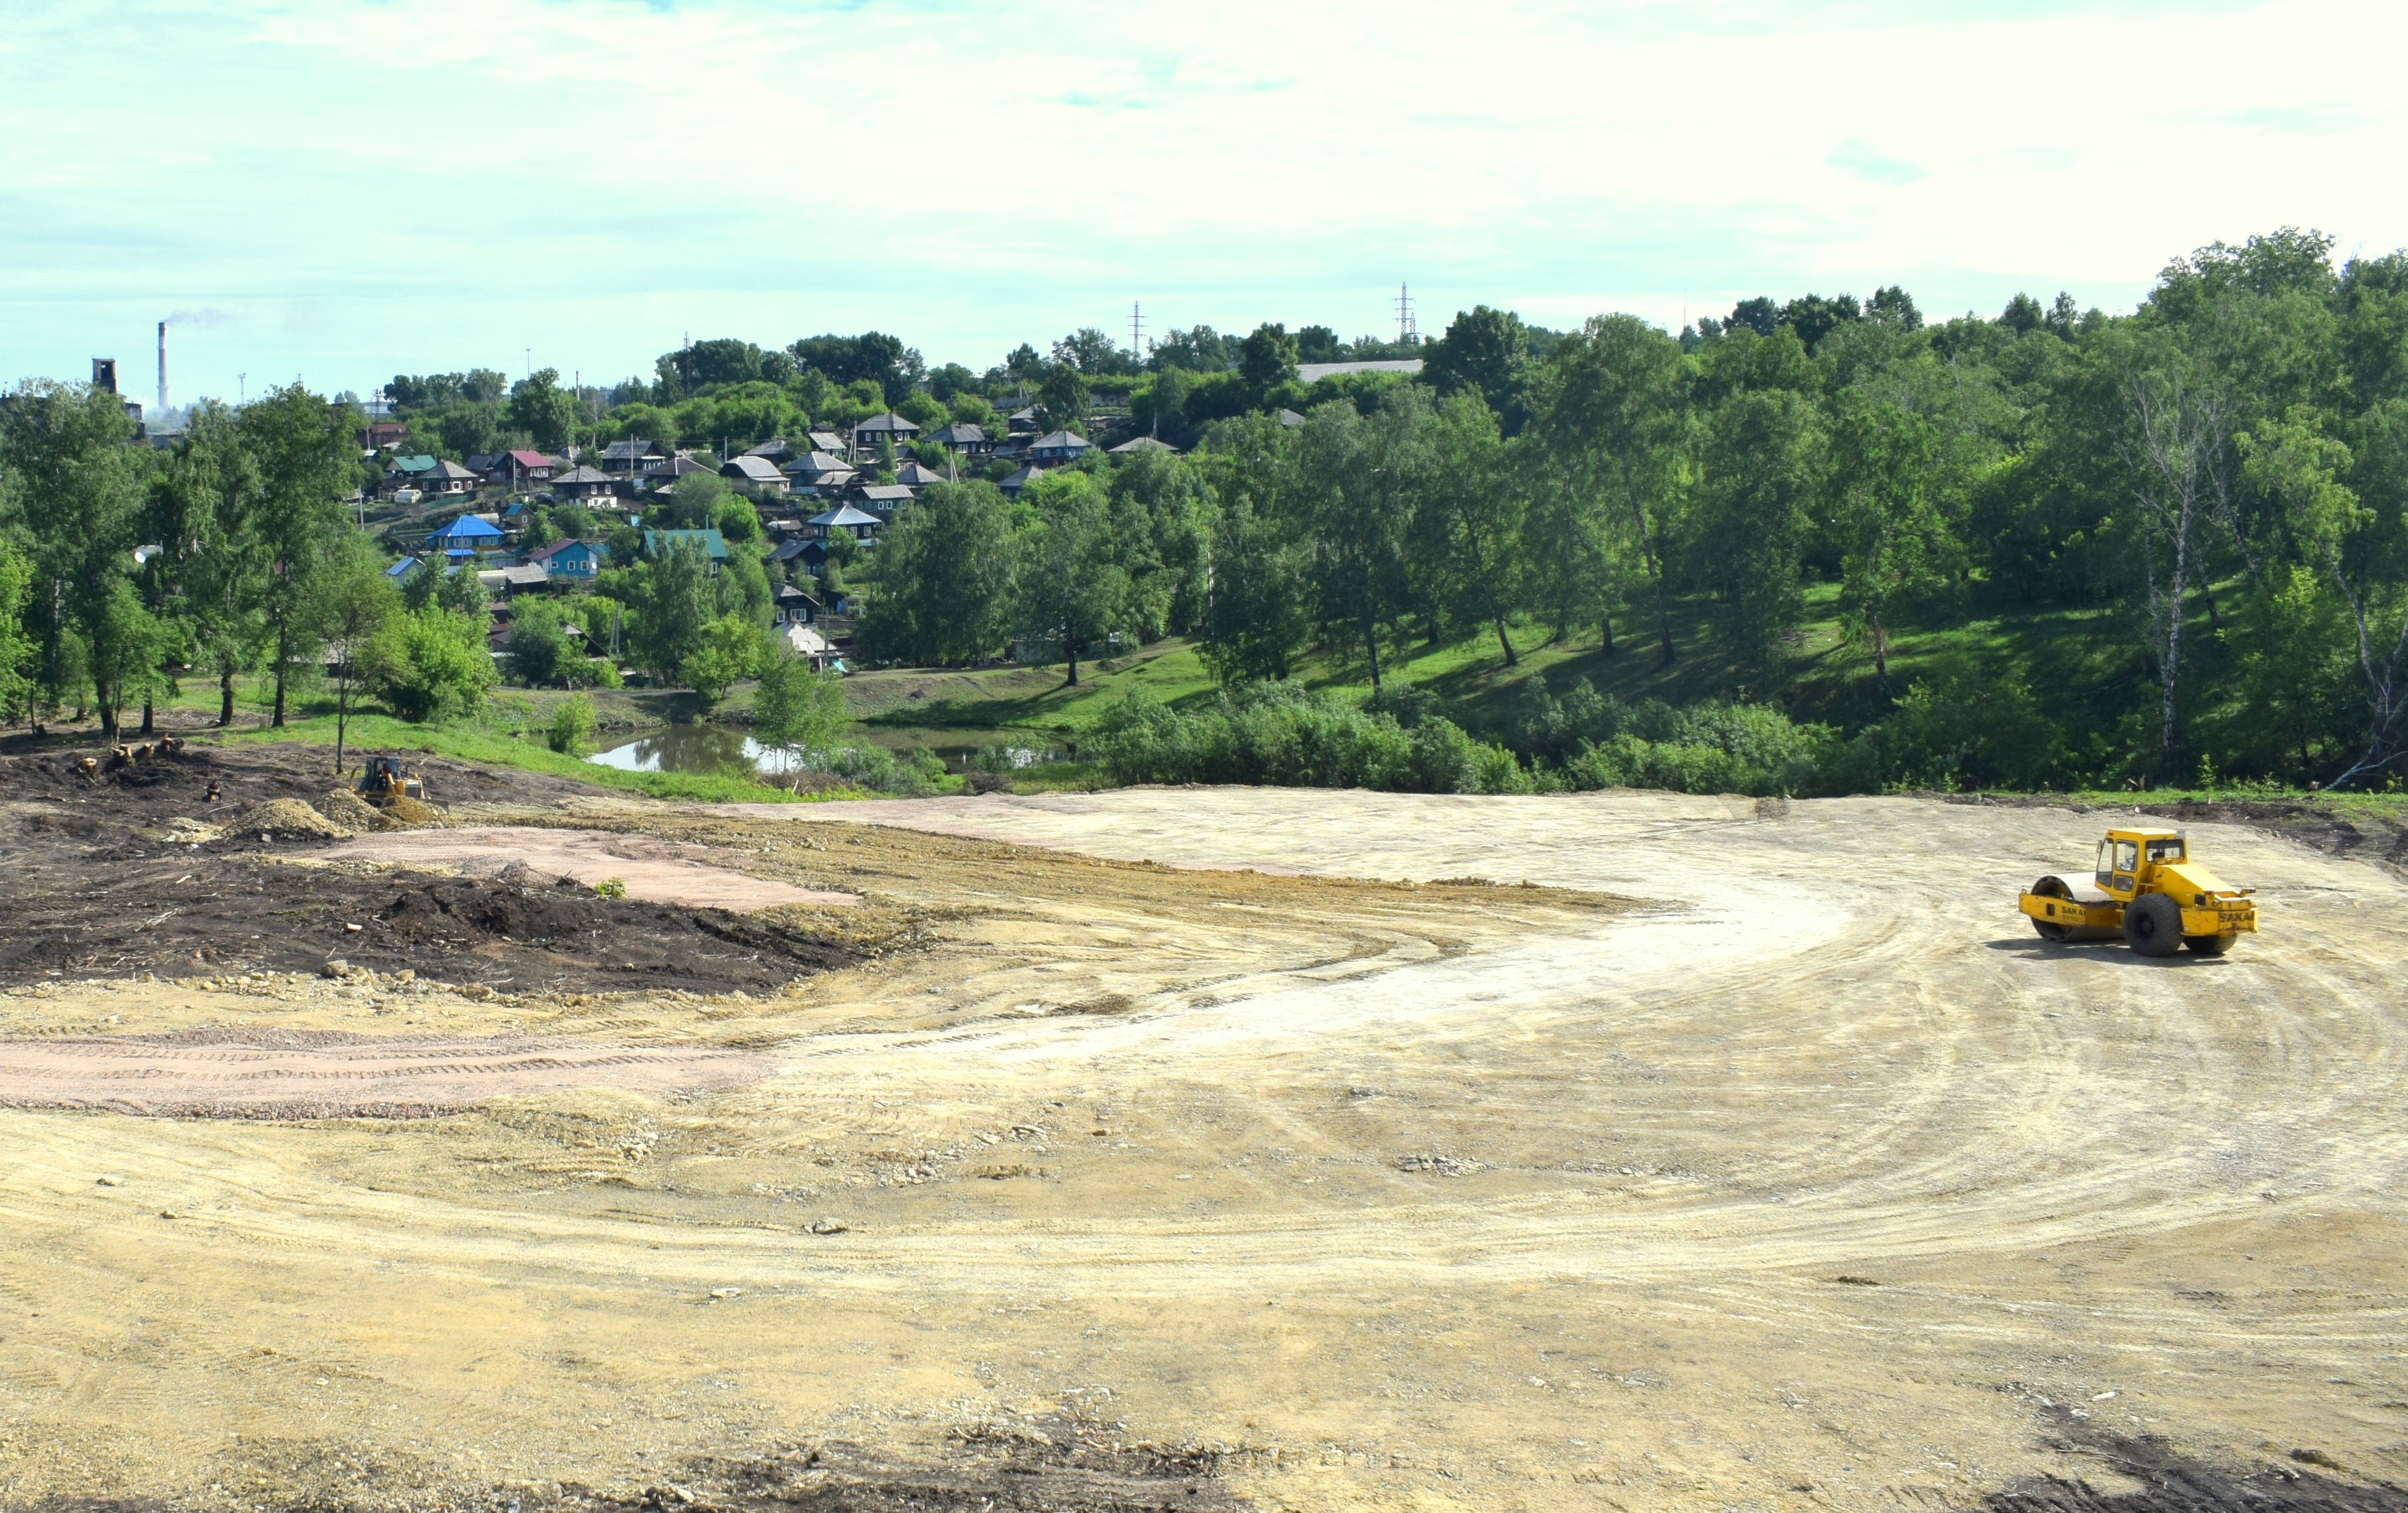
1408,392,1526,664
305,544,398,774
149,400,269,725
0,379,150,736
0,535,34,725
241,384,359,726
1690,386,1823,688
631,539,715,685
1011,476,1127,686
1423,305,1533,430
1292,389,1429,694
1827,386,1964,689
1534,315,1688,663
859,481,1013,664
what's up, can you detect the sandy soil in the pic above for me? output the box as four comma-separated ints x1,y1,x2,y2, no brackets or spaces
321,827,859,911
0,1031,776,1119
1,786,2403,1512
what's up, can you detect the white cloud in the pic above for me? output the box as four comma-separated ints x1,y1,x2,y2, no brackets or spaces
2,0,2405,399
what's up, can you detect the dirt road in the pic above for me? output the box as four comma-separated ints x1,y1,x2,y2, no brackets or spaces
1,787,2402,1511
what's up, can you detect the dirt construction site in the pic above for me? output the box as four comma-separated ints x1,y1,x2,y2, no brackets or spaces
1,743,2404,1512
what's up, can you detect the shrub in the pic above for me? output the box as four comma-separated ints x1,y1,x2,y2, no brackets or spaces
826,744,950,796
1558,699,1835,797
1090,684,1526,794
361,606,498,723
547,693,596,755
1844,656,2065,791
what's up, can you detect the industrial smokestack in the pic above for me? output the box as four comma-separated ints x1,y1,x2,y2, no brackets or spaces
158,322,168,414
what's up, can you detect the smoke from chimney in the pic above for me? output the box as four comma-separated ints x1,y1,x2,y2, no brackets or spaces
158,321,168,414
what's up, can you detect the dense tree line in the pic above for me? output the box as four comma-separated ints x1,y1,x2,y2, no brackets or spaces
864,229,2408,792
14,226,2404,797
0,384,497,752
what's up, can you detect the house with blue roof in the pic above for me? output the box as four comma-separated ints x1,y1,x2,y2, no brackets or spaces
427,513,507,558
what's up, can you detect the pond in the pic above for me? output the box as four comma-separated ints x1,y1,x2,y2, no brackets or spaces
588,725,801,778
588,726,1070,778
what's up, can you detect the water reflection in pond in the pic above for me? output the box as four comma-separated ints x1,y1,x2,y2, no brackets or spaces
589,726,1068,778
588,725,799,777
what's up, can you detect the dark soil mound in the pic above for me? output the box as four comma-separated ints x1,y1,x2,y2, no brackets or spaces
0,745,857,995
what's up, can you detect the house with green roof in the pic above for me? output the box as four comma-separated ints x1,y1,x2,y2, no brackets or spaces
642,528,730,570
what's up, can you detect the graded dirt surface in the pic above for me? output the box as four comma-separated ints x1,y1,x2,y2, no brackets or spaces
319,828,860,912
0,1030,775,1119
2,782,2405,1512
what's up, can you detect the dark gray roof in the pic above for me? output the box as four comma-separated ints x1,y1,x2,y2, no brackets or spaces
551,464,612,485
931,422,987,445
1000,464,1047,490
855,484,914,502
1030,429,1093,452
853,411,919,435
785,450,854,476
894,460,945,485
1109,436,1177,454
1276,408,1307,426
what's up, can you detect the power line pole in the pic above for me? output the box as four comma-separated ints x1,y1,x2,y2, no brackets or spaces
1395,282,1417,345
1129,300,1145,362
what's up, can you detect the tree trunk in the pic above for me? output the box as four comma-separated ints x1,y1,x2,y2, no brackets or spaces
1493,616,1518,667
2158,528,2191,774
1871,612,1890,690
140,697,154,735
1063,632,1080,688
1362,617,1384,697
335,668,349,776
219,669,236,726
1599,614,1614,658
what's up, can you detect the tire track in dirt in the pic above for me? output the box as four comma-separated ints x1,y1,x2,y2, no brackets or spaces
16,794,2396,1294
6,788,2406,1508
0,1034,775,1117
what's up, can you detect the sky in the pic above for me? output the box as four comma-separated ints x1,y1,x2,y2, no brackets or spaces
4,0,2406,409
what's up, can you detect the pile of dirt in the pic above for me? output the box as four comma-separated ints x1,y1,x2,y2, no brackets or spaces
316,785,385,834
224,798,347,840
376,792,444,827
0,738,612,821
0,855,860,994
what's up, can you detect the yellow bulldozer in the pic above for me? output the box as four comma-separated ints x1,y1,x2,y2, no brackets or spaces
356,755,428,805
2019,827,2256,957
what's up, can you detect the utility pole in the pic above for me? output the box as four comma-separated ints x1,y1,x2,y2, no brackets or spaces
1395,283,1417,346
1130,301,1145,364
